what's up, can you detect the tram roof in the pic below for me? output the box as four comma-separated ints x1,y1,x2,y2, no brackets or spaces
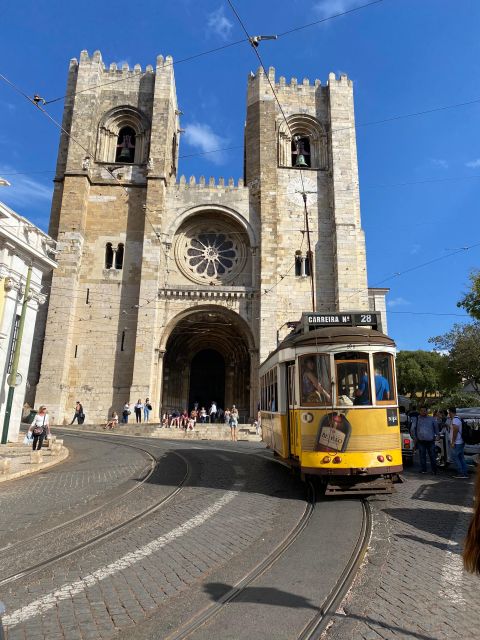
280,326,396,350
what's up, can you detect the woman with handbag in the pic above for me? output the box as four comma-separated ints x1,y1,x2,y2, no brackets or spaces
28,406,51,450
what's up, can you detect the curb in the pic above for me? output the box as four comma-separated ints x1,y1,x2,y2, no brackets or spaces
0,445,69,483
53,426,261,443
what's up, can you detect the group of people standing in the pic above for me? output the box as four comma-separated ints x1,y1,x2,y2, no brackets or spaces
405,405,470,478
104,398,153,429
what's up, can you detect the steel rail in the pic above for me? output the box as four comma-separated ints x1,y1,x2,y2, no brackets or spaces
298,499,372,640
0,432,191,587
0,432,156,555
165,481,316,640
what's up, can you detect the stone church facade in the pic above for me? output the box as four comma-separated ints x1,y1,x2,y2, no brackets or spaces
30,50,387,424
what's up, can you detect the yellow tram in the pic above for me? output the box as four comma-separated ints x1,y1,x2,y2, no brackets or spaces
259,312,403,495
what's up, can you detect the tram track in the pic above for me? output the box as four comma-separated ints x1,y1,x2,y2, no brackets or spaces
0,432,191,588
165,487,371,640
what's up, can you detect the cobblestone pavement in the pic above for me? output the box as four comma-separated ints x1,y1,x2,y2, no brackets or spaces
1,435,309,639
325,464,479,640
0,434,151,547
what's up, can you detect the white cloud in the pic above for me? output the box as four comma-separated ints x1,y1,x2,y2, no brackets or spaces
207,6,233,41
314,0,366,20
183,123,228,165
0,166,52,209
387,297,410,308
430,158,449,169
465,158,480,168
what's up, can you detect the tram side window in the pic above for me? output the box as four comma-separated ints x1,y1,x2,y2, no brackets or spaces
373,353,395,403
260,368,278,412
335,352,371,406
299,354,331,406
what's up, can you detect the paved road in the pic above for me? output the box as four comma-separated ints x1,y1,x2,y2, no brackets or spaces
326,467,479,640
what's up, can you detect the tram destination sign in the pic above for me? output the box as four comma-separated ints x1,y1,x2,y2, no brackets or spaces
303,312,379,329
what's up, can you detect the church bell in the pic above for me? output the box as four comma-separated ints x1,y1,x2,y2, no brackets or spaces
295,154,309,168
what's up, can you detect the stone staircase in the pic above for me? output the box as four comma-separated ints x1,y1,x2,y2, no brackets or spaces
56,423,262,442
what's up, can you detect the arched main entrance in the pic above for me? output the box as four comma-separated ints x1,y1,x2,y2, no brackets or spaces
189,348,225,410
160,306,255,421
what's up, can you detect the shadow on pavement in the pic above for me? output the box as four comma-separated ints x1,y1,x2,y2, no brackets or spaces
395,532,461,554
333,612,438,640
203,582,320,611
383,507,459,539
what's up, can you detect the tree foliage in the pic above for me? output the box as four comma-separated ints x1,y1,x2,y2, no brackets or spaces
396,350,460,400
429,322,480,396
457,270,480,320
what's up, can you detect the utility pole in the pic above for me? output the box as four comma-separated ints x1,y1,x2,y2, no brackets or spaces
1,265,32,444
302,192,315,312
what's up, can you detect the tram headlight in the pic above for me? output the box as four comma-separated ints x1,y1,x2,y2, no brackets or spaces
386,454,393,462
322,456,331,463
333,456,342,463
377,455,385,463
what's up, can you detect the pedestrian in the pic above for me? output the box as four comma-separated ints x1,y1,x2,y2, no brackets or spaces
229,404,239,441
199,407,207,423
464,470,480,574
104,411,119,430
412,405,439,474
28,405,51,450
122,402,131,424
70,401,85,425
209,400,217,424
224,408,231,425
256,410,262,435
447,407,469,478
144,398,152,423
180,409,189,429
407,404,420,436
170,409,180,428
134,399,143,424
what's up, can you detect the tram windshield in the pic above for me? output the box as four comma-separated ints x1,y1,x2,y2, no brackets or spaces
335,352,371,406
299,354,332,406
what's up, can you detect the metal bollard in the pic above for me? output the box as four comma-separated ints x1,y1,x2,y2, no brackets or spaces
30,451,43,464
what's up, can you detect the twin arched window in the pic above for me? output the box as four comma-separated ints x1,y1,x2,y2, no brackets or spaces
278,115,327,170
105,243,124,270
97,106,150,165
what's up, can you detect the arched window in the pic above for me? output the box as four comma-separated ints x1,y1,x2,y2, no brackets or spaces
105,243,113,269
115,243,124,270
115,127,136,163
96,106,150,165
171,133,177,175
278,115,327,170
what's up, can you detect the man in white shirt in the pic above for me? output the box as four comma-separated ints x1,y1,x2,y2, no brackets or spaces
447,407,468,478
209,401,217,424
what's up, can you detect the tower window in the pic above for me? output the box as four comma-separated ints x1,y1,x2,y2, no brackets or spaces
295,251,311,278
116,126,136,163
291,136,311,168
105,243,114,269
115,243,124,270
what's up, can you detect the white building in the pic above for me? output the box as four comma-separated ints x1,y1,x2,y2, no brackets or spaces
0,200,57,442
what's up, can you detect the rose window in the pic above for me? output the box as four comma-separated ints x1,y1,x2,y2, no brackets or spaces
175,222,247,284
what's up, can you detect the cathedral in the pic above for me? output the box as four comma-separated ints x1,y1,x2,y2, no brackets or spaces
30,50,388,424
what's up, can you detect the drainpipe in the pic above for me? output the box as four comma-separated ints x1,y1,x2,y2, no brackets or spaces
1,265,32,444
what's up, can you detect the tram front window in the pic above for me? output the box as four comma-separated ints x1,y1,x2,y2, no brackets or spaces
335,353,371,406
299,354,331,406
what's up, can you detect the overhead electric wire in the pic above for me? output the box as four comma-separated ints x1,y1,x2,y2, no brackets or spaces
41,0,384,105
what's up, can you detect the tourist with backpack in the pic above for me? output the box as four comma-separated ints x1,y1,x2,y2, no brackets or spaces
447,407,469,478
411,405,439,474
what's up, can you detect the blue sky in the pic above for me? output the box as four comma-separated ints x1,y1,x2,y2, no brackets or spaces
0,0,479,350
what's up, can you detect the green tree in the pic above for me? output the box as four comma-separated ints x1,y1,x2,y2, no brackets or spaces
457,270,480,320
429,322,480,396
396,350,459,402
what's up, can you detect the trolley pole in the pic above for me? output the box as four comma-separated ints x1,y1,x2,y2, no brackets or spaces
302,193,315,312
1,265,32,444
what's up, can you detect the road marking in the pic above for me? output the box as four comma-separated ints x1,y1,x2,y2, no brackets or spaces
3,490,238,628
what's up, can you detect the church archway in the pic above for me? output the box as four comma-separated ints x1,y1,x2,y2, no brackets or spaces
160,306,255,422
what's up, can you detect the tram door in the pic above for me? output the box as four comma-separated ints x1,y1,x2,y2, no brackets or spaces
287,363,299,458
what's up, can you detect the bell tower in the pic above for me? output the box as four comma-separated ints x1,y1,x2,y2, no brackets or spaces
244,67,370,361
33,50,180,424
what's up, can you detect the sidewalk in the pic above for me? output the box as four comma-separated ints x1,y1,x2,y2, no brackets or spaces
325,462,479,640
0,433,69,483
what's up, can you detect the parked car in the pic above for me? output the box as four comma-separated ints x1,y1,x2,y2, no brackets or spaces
400,427,415,466
457,409,480,456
